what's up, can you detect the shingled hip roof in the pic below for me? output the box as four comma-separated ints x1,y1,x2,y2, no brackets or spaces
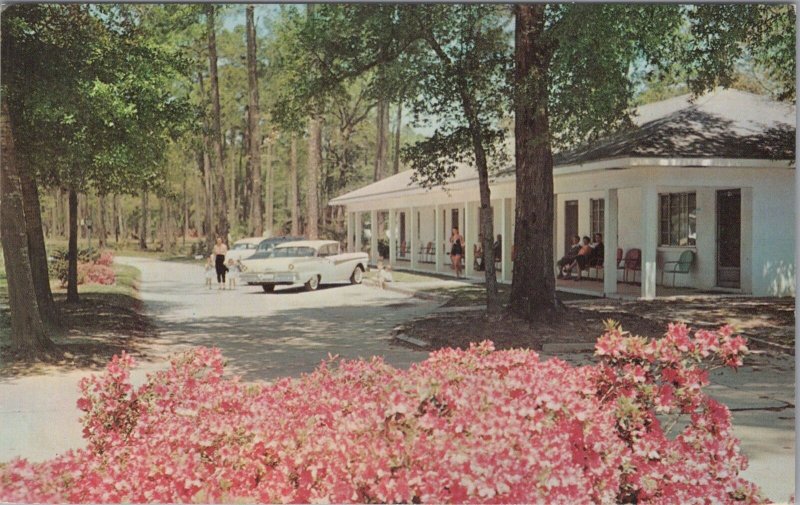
554,88,796,165
330,89,795,205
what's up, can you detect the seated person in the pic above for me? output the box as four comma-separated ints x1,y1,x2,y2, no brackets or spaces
589,233,605,266
474,236,485,272
557,235,582,278
564,236,592,280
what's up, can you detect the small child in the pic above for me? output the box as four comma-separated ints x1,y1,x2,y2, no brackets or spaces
204,257,214,289
227,258,240,290
376,261,385,289
377,261,394,290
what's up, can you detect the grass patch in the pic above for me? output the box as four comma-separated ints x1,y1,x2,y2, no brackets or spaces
45,238,199,261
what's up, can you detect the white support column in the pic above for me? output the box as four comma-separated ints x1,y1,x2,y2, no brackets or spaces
345,212,353,252
641,185,658,299
354,212,362,253
370,209,378,265
501,197,512,282
603,189,619,295
410,206,418,270
389,209,397,265
435,205,443,273
465,202,475,277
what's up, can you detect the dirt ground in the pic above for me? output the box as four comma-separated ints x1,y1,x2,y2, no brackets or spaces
0,291,157,377
404,297,795,353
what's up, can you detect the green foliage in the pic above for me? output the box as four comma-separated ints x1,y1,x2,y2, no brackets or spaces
48,247,100,286
1,4,193,195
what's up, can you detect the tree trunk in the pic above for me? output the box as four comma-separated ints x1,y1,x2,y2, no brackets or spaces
511,4,558,319
198,71,215,250
307,116,322,239
139,190,148,250
67,188,79,303
264,137,274,235
1,98,55,353
112,194,120,244
206,5,229,242
19,164,59,327
97,193,107,248
426,32,499,313
52,188,60,237
182,171,188,246
393,102,402,174
246,6,263,237
290,133,300,236
373,98,390,181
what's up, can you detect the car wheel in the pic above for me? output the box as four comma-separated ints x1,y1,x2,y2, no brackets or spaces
262,284,275,293
350,265,364,284
304,275,320,291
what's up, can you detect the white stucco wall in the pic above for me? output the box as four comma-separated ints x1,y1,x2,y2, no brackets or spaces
751,171,795,296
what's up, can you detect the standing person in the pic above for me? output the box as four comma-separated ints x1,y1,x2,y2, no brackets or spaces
449,227,464,278
226,258,239,290
212,237,228,289
204,257,214,290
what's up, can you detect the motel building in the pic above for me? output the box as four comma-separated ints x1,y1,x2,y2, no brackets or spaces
329,89,796,300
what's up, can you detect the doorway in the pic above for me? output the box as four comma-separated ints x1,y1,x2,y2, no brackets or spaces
716,189,741,288
564,200,578,254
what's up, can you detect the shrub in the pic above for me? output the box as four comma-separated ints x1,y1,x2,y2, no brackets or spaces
0,323,764,504
77,262,116,285
96,250,115,267
49,248,102,286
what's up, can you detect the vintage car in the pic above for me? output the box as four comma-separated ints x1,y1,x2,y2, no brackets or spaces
240,240,369,292
226,237,264,261
247,236,305,260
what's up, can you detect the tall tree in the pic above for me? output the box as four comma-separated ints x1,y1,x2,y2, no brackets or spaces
19,167,59,326
373,98,390,181
0,97,55,353
139,190,149,250
392,103,402,174
206,5,229,242
289,133,300,235
246,5,264,236
307,115,322,239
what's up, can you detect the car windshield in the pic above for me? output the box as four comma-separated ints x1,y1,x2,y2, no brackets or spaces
232,243,251,250
272,247,316,258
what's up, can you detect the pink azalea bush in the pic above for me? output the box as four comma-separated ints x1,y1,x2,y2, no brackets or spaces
77,262,116,285
0,323,765,504
96,250,115,267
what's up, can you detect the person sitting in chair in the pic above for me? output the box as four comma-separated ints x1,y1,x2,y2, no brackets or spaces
564,236,592,280
474,234,485,272
589,233,605,267
557,235,582,279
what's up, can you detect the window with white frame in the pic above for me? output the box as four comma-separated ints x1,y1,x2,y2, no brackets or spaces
659,192,697,246
590,199,604,237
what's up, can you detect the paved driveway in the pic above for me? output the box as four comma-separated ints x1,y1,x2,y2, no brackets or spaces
0,257,437,463
120,257,436,381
